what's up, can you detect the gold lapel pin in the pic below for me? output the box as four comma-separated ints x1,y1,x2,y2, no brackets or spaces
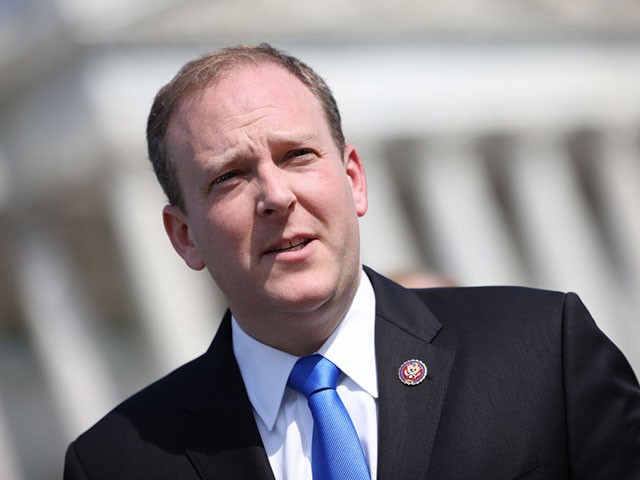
398,359,427,386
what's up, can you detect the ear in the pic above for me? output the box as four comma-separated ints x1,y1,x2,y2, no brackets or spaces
162,204,206,270
344,144,368,217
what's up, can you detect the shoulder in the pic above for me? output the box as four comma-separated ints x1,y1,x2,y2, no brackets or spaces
415,286,583,356
77,352,208,443
366,265,567,322
420,284,570,328
415,284,566,316
366,266,573,345
64,315,250,479
74,315,235,447
64,353,212,479
411,284,567,350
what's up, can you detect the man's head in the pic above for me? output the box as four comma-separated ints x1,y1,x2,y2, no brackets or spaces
152,45,367,355
147,43,345,211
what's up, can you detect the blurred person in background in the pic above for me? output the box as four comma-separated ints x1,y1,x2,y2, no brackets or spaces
64,43,640,480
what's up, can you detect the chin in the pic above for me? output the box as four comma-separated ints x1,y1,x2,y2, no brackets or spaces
267,278,337,313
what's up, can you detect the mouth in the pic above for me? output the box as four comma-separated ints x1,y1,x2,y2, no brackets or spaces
266,238,312,254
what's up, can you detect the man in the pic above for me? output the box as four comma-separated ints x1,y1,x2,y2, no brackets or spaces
64,44,640,479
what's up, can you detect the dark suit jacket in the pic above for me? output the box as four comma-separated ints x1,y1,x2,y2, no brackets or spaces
64,268,640,479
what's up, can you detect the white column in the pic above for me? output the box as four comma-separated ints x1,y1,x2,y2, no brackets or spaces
356,138,425,275
504,133,625,345
13,226,118,439
581,129,640,374
106,171,222,376
591,130,640,293
412,136,527,286
0,393,24,480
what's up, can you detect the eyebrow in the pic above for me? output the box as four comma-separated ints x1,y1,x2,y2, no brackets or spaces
196,156,239,197
215,132,321,163
196,132,323,196
268,132,320,148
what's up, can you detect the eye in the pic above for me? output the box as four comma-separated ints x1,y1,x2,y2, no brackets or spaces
286,148,317,161
212,170,239,185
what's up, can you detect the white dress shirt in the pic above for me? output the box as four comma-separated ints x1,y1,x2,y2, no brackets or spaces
232,271,378,480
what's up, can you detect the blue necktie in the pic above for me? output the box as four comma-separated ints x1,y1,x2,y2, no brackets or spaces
288,354,371,480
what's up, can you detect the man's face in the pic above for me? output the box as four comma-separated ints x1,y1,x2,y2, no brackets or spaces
163,62,367,336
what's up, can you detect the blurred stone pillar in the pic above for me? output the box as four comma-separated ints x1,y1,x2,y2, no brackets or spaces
577,128,640,374
0,393,23,480
409,136,527,286
106,171,222,376
13,223,118,439
0,146,22,479
356,138,425,275
502,132,628,356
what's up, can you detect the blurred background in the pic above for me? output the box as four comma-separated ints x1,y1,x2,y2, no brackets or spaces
1,0,640,478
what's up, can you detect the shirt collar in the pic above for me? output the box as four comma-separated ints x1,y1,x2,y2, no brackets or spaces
232,270,378,431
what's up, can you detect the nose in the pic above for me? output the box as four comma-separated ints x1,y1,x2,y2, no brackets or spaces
256,165,296,216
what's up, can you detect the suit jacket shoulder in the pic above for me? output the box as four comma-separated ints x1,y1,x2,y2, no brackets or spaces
64,313,273,480
366,268,640,479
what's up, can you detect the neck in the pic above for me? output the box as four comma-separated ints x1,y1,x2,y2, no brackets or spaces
234,301,347,356
232,276,361,356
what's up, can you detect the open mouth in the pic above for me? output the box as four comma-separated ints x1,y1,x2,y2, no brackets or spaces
267,238,312,254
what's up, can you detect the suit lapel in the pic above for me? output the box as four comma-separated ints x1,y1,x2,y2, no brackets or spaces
366,268,455,480
175,269,454,480
179,313,275,480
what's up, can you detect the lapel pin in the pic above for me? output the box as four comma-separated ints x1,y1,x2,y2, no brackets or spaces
398,359,427,386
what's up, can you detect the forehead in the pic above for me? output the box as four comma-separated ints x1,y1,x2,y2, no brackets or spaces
172,62,324,134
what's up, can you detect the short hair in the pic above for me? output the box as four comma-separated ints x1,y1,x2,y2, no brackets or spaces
146,43,345,210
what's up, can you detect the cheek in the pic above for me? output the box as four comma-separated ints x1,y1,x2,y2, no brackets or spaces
305,168,353,207
327,177,359,219
189,206,244,261
206,211,246,250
